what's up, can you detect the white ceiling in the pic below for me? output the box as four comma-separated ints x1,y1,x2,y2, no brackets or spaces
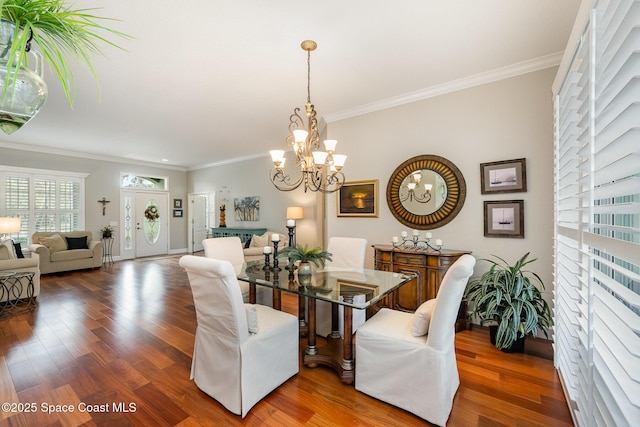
0,0,581,170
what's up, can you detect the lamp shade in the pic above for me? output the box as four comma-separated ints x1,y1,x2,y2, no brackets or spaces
286,206,304,220
0,217,21,234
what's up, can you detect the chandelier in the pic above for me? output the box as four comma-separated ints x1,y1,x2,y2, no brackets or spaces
269,40,346,193
400,171,432,203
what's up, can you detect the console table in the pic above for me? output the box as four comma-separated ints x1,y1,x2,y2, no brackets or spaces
372,244,472,331
210,227,267,243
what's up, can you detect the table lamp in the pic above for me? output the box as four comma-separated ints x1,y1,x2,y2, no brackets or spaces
286,206,304,247
0,217,21,240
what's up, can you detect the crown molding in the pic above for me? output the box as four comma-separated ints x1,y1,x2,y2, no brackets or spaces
324,52,563,123
0,141,188,171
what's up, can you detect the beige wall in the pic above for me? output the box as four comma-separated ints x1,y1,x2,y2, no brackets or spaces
188,156,321,247
325,67,556,303
0,149,189,256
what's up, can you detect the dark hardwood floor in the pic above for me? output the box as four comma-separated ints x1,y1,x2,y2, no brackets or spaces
0,256,573,426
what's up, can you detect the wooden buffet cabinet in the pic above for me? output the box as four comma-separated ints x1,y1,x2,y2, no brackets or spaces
372,245,472,331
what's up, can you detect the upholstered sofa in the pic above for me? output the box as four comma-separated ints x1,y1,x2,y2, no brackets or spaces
30,231,103,274
0,240,41,302
243,230,289,262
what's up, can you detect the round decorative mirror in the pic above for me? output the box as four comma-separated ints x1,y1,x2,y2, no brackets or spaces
386,154,466,229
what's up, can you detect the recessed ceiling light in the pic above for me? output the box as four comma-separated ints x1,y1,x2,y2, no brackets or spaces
161,158,169,162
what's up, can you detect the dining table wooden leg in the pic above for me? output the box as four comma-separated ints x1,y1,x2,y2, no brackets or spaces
305,297,318,367
249,283,256,304
342,305,354,372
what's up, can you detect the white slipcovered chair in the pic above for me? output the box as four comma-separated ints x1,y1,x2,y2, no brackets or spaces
202,236,272,306
355,254,476,426
316,236,368,337
179,255,299,418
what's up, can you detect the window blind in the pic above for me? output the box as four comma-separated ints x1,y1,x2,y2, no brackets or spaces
554,1,640,426
0,170,84,242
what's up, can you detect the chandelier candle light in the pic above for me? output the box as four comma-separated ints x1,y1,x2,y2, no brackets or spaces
392,230,442,252
269,40,347,193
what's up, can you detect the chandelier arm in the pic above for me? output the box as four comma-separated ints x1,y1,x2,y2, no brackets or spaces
270,168,305,192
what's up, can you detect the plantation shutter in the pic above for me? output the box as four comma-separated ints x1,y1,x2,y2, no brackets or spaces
0,168,85,241
553,1,640,426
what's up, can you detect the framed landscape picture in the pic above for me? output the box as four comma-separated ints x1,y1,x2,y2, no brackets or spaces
480,158,527,194
337,180,379,217
484,200,524,238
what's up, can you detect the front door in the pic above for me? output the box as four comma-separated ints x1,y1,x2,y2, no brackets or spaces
135,192,169,257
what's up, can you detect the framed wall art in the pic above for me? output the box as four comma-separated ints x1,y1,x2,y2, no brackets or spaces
337,180,379,217
173,198,183,209
480,158,527,194
484,200,524,238
234,196,260,221
173,209,183,218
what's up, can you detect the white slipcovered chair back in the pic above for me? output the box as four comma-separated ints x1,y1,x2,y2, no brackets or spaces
181,255,249,344
327,236,368,268
427,254,476,352
355,254,476,426
316,237,368,337
202,236,245,265
179,255,299,418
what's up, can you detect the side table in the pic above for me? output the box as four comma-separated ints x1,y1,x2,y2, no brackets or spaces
0,271,36,318
102,237,114,264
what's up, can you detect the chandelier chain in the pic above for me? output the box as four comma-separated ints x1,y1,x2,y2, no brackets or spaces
307,49,311,104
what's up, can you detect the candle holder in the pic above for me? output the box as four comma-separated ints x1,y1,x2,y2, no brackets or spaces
271,240,282,272
263,252,271,270
286,225,295,247
392,234,442,252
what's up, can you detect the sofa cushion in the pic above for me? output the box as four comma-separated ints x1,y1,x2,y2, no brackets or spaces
249,232,270,248
0,239,16,260
66,236,88,250
50,248,93,262
39,234,68,253
13,242,25,258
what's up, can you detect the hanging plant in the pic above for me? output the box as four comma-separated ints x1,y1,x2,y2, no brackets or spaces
0,0,130,105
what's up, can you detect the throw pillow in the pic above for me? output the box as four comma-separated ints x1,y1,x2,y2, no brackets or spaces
245,304,259,334
13,242,25,258
249,232,270,249
0,239,16,260
66,236,88,250
244,238,252,249
39,234,68,253
411,299,437,337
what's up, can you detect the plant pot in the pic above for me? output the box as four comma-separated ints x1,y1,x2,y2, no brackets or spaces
489,325,526,353
298,262,313,276
0,20,48,135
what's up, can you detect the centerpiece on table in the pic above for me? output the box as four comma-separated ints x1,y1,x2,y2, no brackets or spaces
277,244,332,276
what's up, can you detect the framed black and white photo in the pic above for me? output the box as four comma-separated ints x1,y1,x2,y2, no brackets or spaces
174,198,183,209
173,209,183,218
484,200,524,238
480,158,527,194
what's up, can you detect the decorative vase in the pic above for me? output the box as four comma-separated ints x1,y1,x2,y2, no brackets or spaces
0,20,48,135
298,261,313,276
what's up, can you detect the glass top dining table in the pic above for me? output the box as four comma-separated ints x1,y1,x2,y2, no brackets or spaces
235,260,416,384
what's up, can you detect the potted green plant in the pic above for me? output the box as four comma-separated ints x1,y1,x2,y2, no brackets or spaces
0,0,128,133
277,244,332,275
463,252,553,352
100,225,113,239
